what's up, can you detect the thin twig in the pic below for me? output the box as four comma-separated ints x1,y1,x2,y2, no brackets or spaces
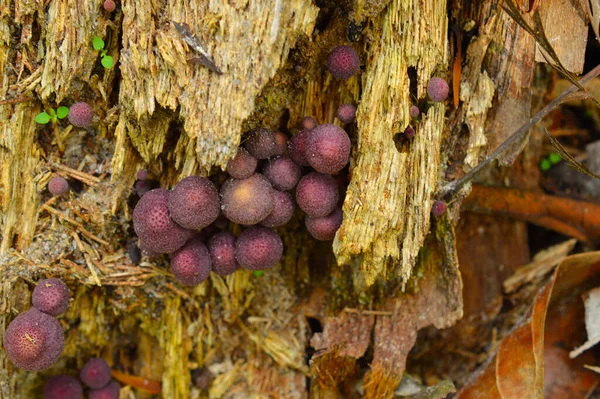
41,204,110,246
439,63,600,200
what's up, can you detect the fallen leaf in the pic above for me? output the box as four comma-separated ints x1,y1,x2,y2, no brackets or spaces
570,287,600,358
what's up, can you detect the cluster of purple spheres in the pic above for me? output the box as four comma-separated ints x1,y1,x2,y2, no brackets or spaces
132,117,351,287
3,278,69,372
44,357,119,399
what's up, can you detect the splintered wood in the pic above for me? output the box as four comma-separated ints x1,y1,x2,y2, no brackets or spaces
333,0,448,285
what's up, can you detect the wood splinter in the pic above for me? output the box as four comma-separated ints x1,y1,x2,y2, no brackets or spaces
172,21,223,75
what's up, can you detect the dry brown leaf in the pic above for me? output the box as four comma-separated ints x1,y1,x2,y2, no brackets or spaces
457,252,600,399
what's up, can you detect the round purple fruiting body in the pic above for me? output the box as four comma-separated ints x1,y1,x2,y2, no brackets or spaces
80,358,111,389
48,176,69,196
244,128,278,159
207,232,240,276
301,116,317,130
262,156,301,191
136,169,148,180
103,0,116,12
427,77,449,103
409,106,420,118
431,200,447,216
3,308,65,371
226,148,258,180
296,172,339,218
133,188,188,254
168,176,220,230
170,238,212,286
89,381,120,399
44,375,83,399
336,104,356,124
68,102,94,128
327,46,360,80
32,278,69,316
235,226,283,271
220,174,274,225
306,124,351,174
261,190,294,228
404,126,415,138
306,208,343,241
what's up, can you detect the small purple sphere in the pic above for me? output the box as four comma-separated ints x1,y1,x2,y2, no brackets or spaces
409,106,420,118
262,155,301,191
68,102,94,128
136,169,148,180
336,104,356,124
301,116,318,130
226,148,258,180
168,176,220,230
44,375,83,399
220,174,275,225
261,190,294,228
32,278,69,316
305,208,343,241
296,172,339,218
431,200,447,216
89,381,120,399
327,46,360,80
235,226,283,271
305,124,351,174
427,77,449,103
170,238,212,286
207,232,240,276
288,128,313,166
48,176,69,196
80,358,112,389
133,188,189,254
404,126,415,138
244,128,278,159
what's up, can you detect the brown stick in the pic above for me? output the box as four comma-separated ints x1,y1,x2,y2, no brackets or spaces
440,63,600,200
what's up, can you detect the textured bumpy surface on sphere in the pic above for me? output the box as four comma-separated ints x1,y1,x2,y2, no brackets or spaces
170,238,212,286
427,77,449,102
306,124,351,174
235,226,283,270
226,148,258,179
80,358,112,389
244,128,278,159
44,375,83,399
273,131,288,156
261,190,294,228
68,102,94,128
4,308,64,371
168,176,220,229
48,176,69,196
336,104,356,124
89,381,120,399
296,173,339,218
133,188,188,254
288,128,312,166
32,278,69,316
220,174,274,225
431,200,447,216
306,208,343,240
262,156,301,191
327,45,360,80
207,232,240,276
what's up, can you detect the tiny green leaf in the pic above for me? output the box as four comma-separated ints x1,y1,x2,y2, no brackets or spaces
48,108,56,117
548,152,562,165
540,158,552,171
35,112,51,124
56,106,69,119
92,36,105,51
253,270,264,277
101,55,114,69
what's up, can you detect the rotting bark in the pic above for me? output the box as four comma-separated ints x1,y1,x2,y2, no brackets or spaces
0,0,589,397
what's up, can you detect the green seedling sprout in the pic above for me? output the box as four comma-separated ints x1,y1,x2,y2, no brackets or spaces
540,158,552,172
92,36,114,69
253,270,264,277
35,106,70,125
548,152,562,165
